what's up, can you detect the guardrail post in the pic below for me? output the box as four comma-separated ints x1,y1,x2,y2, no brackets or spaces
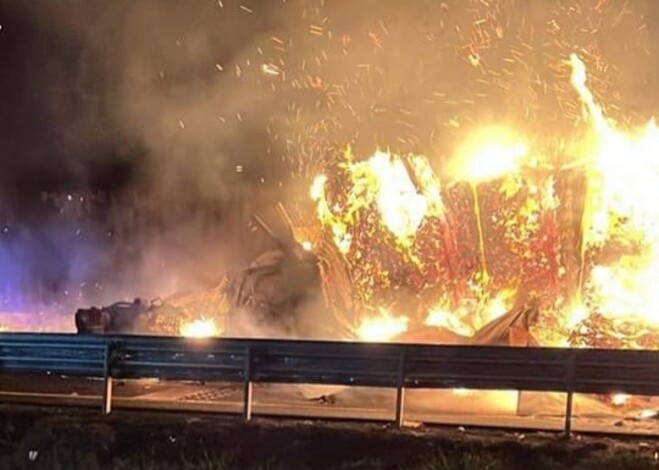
243,347,253,421
395,351,406,428
102,341,114,415
564,390,574,436
564,352,576,437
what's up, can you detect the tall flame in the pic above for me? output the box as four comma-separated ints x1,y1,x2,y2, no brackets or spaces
355,309,408,342
570,53,659,330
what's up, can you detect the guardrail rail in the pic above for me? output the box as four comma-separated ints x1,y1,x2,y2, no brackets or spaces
0,333,657,435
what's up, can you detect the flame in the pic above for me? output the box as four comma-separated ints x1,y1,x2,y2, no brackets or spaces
565,304,590,330
637,409,658,420
569,53,659,333
180,318,219,338
311,148,444,253
425,306,475,337
355,309,408,342
611,393,630,407
309,52,659,352
450,127,528,183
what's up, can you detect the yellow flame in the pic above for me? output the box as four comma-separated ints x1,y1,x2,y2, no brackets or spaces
571,53,659,329
310,53,659,350
425,289,514,338
565,303,590,330
450,127,528,183
611,393,630,407
638,409,658,420
180,319,219,338
311,149,444,253
355,309,408,342
425,306,475,337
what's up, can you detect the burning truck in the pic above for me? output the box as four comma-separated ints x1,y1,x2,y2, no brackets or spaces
76,53,659,354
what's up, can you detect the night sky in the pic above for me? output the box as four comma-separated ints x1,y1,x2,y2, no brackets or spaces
0,1,285,206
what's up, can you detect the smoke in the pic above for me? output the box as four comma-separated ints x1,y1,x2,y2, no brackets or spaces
1,0,659,322
0,0,292,310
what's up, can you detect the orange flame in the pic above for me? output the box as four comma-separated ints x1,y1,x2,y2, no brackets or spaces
180,318,219,338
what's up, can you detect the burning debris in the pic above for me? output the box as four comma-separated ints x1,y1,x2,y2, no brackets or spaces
71,49,659,359
75,280,230,337
69,53,659,363
306,52,659,350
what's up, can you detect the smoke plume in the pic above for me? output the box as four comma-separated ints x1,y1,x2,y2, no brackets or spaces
0,0,658,322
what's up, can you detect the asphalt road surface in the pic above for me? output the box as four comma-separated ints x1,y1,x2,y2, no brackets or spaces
0,373,656,436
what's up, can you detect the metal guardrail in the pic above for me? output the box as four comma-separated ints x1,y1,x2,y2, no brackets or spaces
0,333,657,435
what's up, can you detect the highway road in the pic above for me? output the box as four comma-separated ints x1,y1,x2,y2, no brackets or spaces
0,373,656,436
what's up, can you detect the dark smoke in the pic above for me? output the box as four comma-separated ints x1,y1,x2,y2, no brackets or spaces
0,0,293,310
0,0,658,317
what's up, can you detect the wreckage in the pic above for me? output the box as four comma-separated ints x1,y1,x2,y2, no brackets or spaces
74,207,540,346
74,298,182,335
74,213,333,338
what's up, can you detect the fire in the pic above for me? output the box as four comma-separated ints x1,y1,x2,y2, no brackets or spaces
566,53,659,342
179,318,219,338
450,127,528,183
637,409,658,420
309,52,659,353
355,309,408,342
311,148,444,254
425,289,514,338
611,393,630,407
425,306,474,337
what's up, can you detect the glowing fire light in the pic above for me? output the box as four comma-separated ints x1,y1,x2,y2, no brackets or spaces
450,127,528,183
425,306,474,337
356,309,408,342
311,148,444,253
425,289,514,338
180,319,219,338
567,53,659,334
637,409,658,420
611,393,630,407
310,52,659,355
